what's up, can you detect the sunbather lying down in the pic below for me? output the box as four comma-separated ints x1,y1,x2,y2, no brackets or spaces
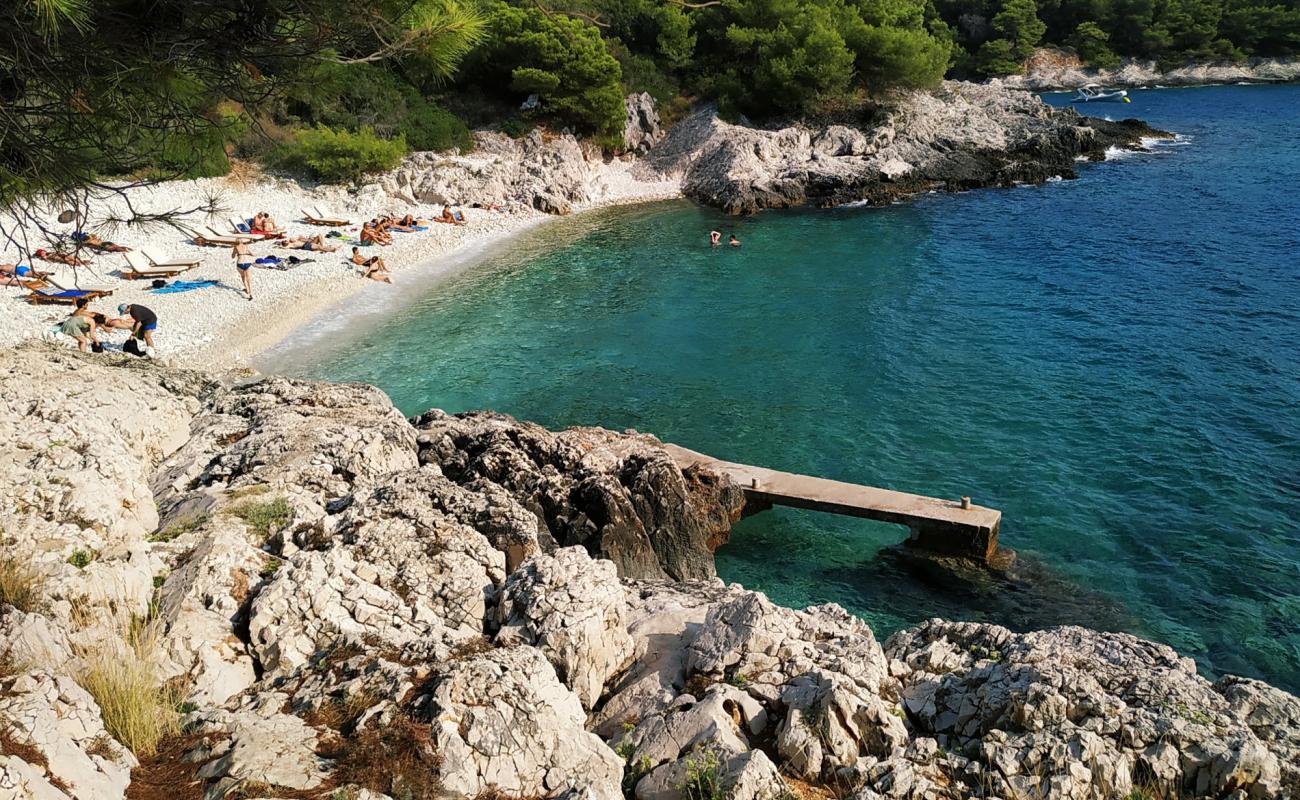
34,248,92,266
75,233,131,252
282,234,339,253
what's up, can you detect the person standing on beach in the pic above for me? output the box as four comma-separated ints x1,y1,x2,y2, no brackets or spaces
710,230,721,246
116,303,158,351
232,240,254,300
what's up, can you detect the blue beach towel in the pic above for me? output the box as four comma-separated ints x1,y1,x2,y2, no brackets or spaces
255,256,283,264
150,279,222,294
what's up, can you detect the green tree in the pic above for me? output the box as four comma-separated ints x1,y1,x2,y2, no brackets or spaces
467,3,626,137
1068,20,1122,65
992,0,1047,58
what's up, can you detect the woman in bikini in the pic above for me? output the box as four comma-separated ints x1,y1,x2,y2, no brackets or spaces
232,240,255,300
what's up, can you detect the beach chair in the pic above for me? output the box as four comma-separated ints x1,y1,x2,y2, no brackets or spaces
303,206,350,226
192,226,252,247
140,247,202,270
121,251,195,279
45,269,114,295
25,286,113,304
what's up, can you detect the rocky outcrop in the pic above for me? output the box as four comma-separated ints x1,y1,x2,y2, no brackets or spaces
1,346,1297,800
378,82,1169,217
999,47,1300,90
413,409,745,581
645,81,1165,214
624,92,664,155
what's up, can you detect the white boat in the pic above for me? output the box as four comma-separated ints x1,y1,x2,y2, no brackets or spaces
1072,84,1131,103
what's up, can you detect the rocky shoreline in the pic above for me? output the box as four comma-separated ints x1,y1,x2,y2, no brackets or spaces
2,346,1296,800
995,49,1300,92
385,82,1167,217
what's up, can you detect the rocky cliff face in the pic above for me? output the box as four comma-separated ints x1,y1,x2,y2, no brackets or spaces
1,346,1296,800
376,83,1164,217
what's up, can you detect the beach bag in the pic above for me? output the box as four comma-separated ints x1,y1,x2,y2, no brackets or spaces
122,338,146,358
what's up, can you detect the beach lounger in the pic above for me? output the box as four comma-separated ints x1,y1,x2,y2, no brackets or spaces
121,251,195,279
192,226,252,247
303,206,350,226
45,270,114,295
140,247,202,270
25,287,113,304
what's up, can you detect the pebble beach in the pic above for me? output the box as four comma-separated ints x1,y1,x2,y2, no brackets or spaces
0,163,681,367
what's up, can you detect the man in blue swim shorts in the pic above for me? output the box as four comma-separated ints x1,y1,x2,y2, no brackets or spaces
117,303,158,351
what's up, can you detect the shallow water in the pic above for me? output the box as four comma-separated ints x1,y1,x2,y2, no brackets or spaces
263,85,1300,692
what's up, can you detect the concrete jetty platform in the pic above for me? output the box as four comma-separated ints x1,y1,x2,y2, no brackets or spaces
665,444,1002,563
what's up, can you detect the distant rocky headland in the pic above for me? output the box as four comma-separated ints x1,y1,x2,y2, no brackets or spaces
2,345,1297,800
995,48,1300,91
382,82,1167,217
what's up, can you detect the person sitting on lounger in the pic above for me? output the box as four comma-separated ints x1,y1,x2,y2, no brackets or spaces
283,234,339,253
34,248,92,266
350,247,393,283
254,212,281,234
59,298,100,352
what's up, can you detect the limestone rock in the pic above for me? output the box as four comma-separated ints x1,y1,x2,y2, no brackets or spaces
496,547,635,709
0,670,136,800
624,92,664,155
885,620,1298,799
430,646,623,800
154,526,263,705
646,82,1164,214
248,466,505,677
193,704,329,799
413,410,744,580
686,590,895,701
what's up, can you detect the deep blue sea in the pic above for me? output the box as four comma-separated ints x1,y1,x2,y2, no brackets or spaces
263,85,1300,692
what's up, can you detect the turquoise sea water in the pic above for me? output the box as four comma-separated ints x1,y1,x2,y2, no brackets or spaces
263,85,1300,692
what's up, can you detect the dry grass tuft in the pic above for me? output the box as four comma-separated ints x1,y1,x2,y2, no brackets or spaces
0,558,46,612
76,620,181,756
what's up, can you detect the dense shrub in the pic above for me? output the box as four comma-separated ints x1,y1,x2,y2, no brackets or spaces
283,126,407,183
286,63,472,153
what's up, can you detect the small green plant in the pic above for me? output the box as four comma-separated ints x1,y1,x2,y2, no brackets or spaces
148,513,210,543
618,742,653,798
152,572,168,590
0,558,46,612
260,557,283,580
680,747,725,800
727,672,749,689
1123,789,1157,800
228,497,292,542
67,549,95,570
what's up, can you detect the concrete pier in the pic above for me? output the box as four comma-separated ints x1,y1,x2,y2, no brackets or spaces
665,444,1002,563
